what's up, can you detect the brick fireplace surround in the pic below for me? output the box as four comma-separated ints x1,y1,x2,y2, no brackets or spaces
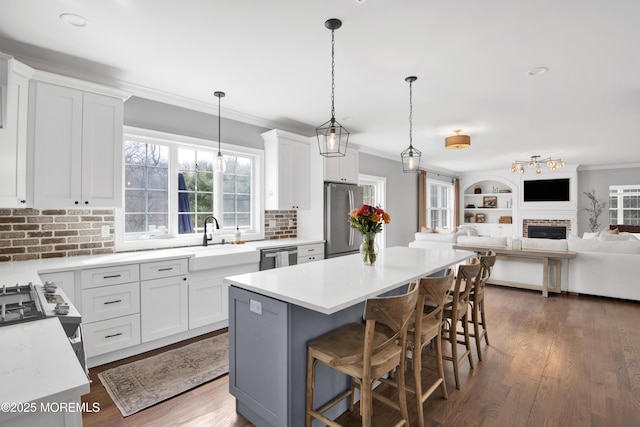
522,219,572,238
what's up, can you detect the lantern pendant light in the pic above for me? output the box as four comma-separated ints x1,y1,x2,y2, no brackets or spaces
214,91,226,173
316,18,349,157
401,76,421,173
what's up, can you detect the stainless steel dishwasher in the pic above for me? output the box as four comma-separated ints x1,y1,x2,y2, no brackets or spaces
259,246,298,270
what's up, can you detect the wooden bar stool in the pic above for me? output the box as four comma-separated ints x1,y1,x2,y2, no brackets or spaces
440,260,482,390
305,286,419,427
468,250,496,361
406,269,454,427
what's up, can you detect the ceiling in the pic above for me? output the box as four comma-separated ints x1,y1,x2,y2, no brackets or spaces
1,0,639,174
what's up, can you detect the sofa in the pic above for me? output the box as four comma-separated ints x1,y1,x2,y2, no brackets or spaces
408,230,640,301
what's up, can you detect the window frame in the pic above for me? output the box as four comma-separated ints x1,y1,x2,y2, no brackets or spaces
115,126,264,252
609,184,640,226
427,179,454,230
359,174,387,249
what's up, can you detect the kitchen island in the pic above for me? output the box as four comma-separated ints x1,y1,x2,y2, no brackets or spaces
224,246,474,427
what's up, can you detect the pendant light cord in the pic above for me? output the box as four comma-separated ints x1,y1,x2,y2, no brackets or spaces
408,79,413,150
218,95,222,155
330,28,336,121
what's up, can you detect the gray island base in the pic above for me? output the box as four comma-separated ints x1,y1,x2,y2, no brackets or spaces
225,246,474,426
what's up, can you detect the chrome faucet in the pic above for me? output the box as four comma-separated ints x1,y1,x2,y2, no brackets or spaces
203,215,220,246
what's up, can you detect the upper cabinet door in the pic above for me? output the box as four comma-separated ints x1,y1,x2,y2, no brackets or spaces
262,129,310,210
31,82,83,207
30,82,124,208
323,147,359,184
0,60,32,207
81,92,123,207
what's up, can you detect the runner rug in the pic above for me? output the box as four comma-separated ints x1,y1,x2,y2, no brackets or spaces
98,332,229,417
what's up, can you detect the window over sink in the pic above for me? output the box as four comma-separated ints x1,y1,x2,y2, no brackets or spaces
115,127,263,251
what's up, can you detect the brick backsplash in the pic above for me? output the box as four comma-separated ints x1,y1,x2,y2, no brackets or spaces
264,210,297,240
0,208,115,262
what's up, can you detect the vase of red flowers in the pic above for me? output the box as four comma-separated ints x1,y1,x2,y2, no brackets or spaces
348,204,391,265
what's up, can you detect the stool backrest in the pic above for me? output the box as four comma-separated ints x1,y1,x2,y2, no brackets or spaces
361,286,419,368
413,268,455,338
452,259,482,315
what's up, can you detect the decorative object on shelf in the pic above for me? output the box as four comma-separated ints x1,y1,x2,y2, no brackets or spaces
401,76,421,172
499,189,511,193
483,196,498,208
475,213,486,223
464,213,474,222
348,204,391,265
465,204,476,208
499,216,512,224
214,91,226,173
316,18,349,158
474,186,482,194
445,129,471,149
583,189,605,232
510,155,564,174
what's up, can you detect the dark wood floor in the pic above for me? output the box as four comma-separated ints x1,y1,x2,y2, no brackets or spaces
82,286,640,427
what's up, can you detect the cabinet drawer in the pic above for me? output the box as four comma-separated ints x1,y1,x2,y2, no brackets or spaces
83,314,141,357
82,282,140,323
80,264,139,289
140,258,189,281
298,254,323,264
297,243,324,259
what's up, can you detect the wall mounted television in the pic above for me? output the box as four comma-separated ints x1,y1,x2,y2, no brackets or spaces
523,178,570,202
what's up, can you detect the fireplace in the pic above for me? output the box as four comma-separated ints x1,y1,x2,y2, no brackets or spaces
528,225,567,239
522,219,572,238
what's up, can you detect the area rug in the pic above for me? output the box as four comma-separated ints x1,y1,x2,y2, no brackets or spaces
98,333,229,417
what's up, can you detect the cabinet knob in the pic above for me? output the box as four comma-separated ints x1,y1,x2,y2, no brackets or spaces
19,200,26,204
84,201,89,205
74,201,79,205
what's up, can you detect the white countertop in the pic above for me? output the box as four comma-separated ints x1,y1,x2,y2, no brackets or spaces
224,246,474,315
0,318,90,423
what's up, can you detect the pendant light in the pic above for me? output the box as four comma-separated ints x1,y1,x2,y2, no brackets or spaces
401,76,421,173
316,18,349,157
214,91,226,173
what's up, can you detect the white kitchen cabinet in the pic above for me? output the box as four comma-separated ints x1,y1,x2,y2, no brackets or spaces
82,282,140,323
83,314,141,358
29,81,123,208
189,276,227,329
188,262,259,330
0,58,33,207
297,243,325,264
140,275,189,342
262,129,310,210
323,147,359,184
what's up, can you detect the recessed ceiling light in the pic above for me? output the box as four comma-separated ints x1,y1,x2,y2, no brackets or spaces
59,13,89,28
526,66,549,76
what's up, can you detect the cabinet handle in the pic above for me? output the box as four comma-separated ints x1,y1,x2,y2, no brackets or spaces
105,332,123,339
158,267,173,272
103,274,122,279
103,299,122,305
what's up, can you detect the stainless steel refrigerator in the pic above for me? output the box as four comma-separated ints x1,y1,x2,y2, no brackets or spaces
324,182,363,258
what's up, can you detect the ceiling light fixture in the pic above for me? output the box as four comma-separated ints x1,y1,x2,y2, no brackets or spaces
316,18,349,157
445,129,471,149
400,76,421,173
510,155,564,174
59,13,89,28
214,91,226,173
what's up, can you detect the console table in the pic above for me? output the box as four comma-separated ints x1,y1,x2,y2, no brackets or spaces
453,244,576,297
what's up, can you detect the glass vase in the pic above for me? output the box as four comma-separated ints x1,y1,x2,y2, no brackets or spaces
359,233,379,265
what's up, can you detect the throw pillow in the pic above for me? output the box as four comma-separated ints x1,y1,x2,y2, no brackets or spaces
420,226,435,233
602,228,619,235
582,232,599,239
